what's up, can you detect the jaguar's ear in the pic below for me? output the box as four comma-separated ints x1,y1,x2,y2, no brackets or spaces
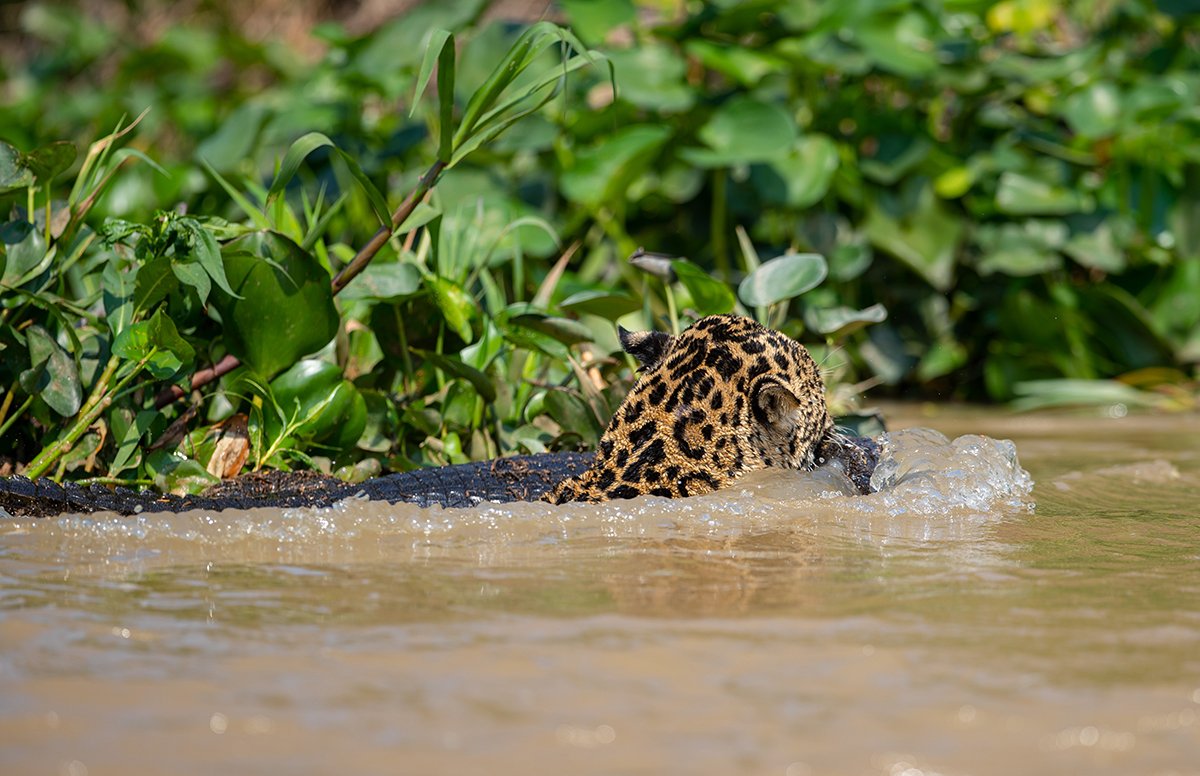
618,326,672,371
752,378,801,428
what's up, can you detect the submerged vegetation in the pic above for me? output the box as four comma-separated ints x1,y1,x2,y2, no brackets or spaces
1,0,1197,491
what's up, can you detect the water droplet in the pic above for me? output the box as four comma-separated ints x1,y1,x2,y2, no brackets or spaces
209,712,228,734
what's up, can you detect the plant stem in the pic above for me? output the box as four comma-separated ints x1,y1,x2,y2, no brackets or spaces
664,282,680,335
711,169,729,282
26,349,155,479
331,159,447,293
0,394,34,443
76,476,154,487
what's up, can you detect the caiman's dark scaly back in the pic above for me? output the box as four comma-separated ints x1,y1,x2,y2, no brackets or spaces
545,314,834,503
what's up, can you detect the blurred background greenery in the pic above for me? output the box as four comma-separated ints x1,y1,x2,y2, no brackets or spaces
1,0,1198,487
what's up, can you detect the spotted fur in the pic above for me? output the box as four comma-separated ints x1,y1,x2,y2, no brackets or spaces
545,314,835,503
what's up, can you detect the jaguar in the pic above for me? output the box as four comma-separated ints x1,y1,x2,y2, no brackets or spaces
545,313,859,504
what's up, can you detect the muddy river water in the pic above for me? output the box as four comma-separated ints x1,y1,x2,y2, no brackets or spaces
2,406,1198,775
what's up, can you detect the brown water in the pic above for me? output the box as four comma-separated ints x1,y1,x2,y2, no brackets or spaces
2,406,1199,776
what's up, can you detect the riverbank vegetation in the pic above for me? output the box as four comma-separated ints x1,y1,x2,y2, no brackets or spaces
1,0,1197,491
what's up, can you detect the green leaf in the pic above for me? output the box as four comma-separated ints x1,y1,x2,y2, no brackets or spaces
1,222,47,287
109,409,158,476
397,202,442,235
766,134,840,208
1011,379,1165,412
854,11,937,77
685,39,783,86
914,339,967,382
544,389,601,445
453,21,551,148
265,133,391,230
338,261,422,301
18,325,82,417
112,308,195,379
500,316,570,361
0,219,33,245
605,44,695,113
410,29,453,118
145,451,220,496
425,275,475,343
859,135,930,186
411,29,456,162
804,304,888,339
995,172,1094,215
560,125,671,208
102,259,135,338
509,312,595,345
0,141,35,194
1059,81,1122,139
269,359,366,445
738,253,828,307
266,131,335,207
211,231,339,378
23,140,77,183
200,159,271,230
181,218,239,299
558,289,641,319
171,260,212,305
682,97,797,167
559,0,634,45
412,349,497,404
934,166,976,199
1064,223,1126,273
133,255,179,314
975,220,1067,277
195,103,267,173
673,259,735,316
864,186,963,291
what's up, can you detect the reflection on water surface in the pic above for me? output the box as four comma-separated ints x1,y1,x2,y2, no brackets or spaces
1,408,1198,775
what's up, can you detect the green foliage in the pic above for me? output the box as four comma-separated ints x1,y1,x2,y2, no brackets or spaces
2,0,1198,490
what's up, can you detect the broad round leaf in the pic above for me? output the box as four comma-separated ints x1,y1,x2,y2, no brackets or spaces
1,224,47,287
18,324,81,417
995,172,1093,215
804,304,888,339
605,44,694,112
738,253,828,307
767,134,839,208
561,125,672,208
23,141,77,182
673,259,735,316
339,262,423,301
269,359,365,445
682,97,797,167
0,141,34,194
863,187,962,291
543,389,602,445
211,231,339,379
1059,81,1122,139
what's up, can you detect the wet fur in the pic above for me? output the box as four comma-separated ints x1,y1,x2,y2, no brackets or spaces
546,314,834,503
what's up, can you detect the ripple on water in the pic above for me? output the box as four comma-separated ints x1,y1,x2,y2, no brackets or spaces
0,429,1038,570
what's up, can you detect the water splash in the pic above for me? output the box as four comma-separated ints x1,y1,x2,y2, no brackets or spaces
2,429,1035,563
867,428,1035,514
